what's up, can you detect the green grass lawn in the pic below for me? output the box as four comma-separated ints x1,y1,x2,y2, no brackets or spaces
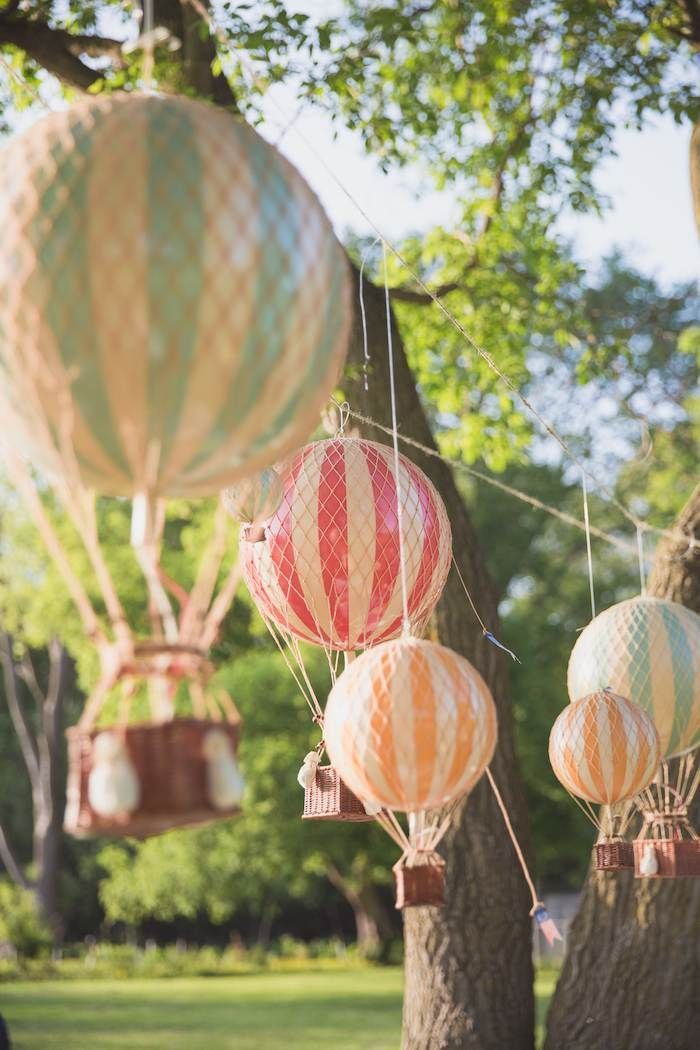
0,968,555,1049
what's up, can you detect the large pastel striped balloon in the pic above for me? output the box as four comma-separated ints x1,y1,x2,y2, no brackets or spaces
324,637,498,811
0,94,351,498
240,438,452,651
567,598,700,759
549,689,660,804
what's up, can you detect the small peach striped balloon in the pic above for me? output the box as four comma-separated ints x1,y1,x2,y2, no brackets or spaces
324,637,498,811
548,689,660,805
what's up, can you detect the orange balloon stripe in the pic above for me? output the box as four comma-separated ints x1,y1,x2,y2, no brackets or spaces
603,692,626,802
581,698,606,801
409,643,438,806
366,648,406,805
441,652,478,799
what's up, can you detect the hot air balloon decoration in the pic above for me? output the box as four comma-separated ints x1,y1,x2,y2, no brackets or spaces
0,91,351,838
0,93,351,498
324,636,498,906
240,435,453,825
548,688,661,871
567,597,700,875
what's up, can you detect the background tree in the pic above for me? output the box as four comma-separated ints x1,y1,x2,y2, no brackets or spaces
0,2,698,1048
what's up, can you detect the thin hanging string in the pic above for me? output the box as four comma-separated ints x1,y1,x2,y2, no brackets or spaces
451,554,520,663
485,768,542,915
142,0,155,91
358,237,380,392
383,242,411,635
582,472,596,619
636,526,647,596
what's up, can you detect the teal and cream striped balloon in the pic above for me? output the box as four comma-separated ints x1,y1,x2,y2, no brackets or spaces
567,597,700,759
0,93,351,498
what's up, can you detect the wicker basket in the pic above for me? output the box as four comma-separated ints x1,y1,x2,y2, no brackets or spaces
633,838,700,879
594,839,634,872
393,853,446,909
302,765,374,822
64,718,241,839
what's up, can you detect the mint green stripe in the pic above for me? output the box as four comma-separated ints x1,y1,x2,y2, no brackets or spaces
246,243,347,456
659,603,694,755
36,109,129,478
627,608,654,727
185,128,303,475
146,99,204,468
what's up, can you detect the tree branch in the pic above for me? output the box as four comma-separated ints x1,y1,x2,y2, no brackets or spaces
0,823,29,890
0,11,124,90
388,280,463,305
0,633,40,790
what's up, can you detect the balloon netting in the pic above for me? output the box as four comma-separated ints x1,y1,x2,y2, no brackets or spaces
241,438,452,651
0,93,351,498
567,598,700,759
324,637,497,812
549,689,660,806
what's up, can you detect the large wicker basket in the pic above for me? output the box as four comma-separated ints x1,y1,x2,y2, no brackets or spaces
302,765,374,822
594,839,634,872
633,838,700,879
393,852,446,909
64,718,241,838
64,643,242,839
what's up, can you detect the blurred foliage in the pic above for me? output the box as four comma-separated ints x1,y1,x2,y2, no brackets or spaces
0,879,53,957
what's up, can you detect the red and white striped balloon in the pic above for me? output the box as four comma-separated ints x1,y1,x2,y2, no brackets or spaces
241,437,452,651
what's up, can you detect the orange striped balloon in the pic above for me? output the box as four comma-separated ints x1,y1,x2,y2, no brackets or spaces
324,637,498,811
548,689,660,805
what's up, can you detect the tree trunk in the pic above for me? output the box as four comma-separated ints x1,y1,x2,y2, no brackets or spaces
544,486,700,1050
0,636,70,939
326,862,393,957
345,272,534,1050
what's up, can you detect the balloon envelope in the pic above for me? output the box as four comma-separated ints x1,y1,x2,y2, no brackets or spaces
567,597,700,759
241,437,452,651
549,689,660,805
221,468,283,526
0,94,351,497
324,637,497,811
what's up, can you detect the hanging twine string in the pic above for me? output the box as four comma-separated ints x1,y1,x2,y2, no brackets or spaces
142,0,156,91
358,238,380,392
485,768,560,942
383,242,411,636
451,555,520,663
636,525,647,597
582,472,596,620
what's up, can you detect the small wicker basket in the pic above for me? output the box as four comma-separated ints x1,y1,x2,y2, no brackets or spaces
593,839,634,872
393,852,446,909
633,838,700,879
302,765,374,822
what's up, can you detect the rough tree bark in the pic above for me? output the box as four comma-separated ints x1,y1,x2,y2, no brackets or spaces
345,275,534,1050
0,636,71,935
545,486,700,1050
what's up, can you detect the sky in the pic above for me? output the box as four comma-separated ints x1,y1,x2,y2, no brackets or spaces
258,85,698,287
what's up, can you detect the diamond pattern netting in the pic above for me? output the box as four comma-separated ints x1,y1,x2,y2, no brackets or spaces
549,689,661,805
0,93,351,498
567,597,700,759
241,438,452,651
323,637,498,811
